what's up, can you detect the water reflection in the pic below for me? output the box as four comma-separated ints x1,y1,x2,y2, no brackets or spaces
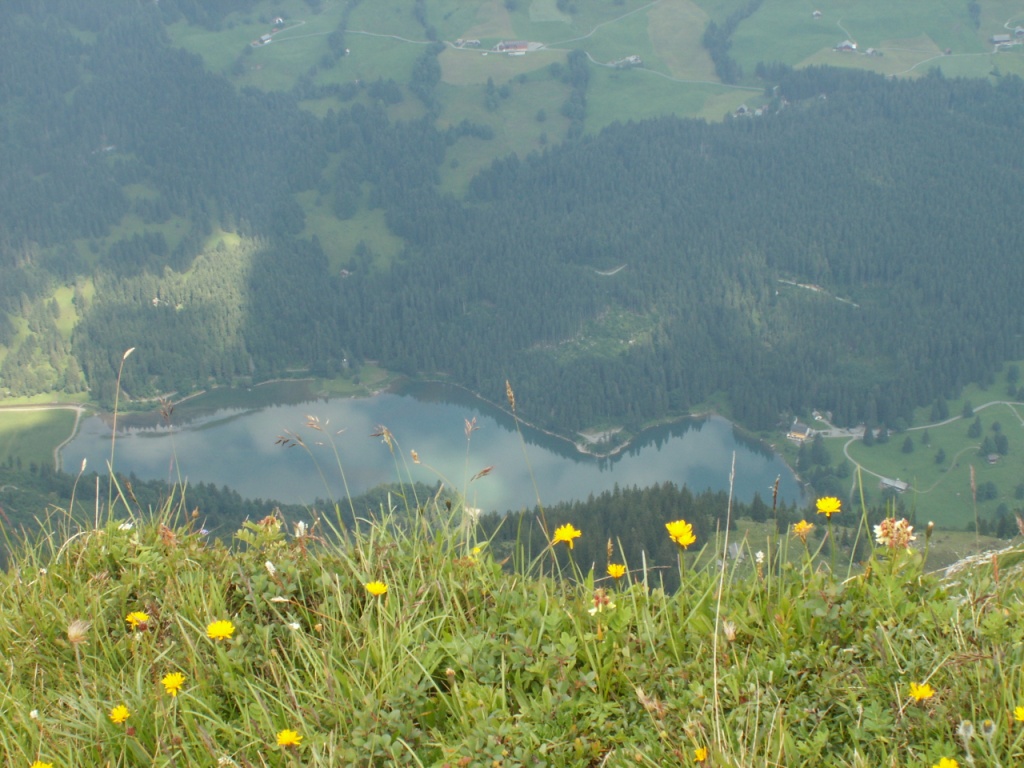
63,381,802,512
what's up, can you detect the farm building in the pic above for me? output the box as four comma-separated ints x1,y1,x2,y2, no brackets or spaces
787,422,813,442
496,41,528,52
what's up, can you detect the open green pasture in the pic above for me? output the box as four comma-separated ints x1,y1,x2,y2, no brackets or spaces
168,0,347,82
295,191,405,273
825,363,1024,530
348,1,425,40
440,46,562,86
0,409,77,471
586,67,754,130
648,0,718,82
732,0,998,80
437,79,570,195
336,32,431,86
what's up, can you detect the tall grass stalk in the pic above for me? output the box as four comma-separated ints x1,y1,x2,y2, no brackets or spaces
106,346,135,518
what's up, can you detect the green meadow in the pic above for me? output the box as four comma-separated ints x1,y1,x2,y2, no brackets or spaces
0,409,79,471
820,362,1024,530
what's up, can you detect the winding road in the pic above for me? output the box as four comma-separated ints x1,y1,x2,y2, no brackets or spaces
836,400,1024,496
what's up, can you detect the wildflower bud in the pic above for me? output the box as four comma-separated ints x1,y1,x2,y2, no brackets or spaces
926,521,934,541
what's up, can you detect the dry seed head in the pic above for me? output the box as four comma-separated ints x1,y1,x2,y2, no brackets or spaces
470,466,494,482
67,619,91,646
505,380,516,412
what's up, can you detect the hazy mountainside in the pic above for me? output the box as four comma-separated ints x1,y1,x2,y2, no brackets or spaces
340,69,1024,431
2,0,1024,439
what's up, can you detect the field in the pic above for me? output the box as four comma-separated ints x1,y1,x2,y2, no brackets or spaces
816,362,1024,530
0,408,79,471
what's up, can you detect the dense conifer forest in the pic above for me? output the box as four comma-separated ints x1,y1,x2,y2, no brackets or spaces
3,0,1024,441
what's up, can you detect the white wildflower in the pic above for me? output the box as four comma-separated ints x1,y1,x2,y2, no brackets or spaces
264,560,277,577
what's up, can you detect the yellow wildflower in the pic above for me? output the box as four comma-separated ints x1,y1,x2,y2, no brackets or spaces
816,496,841,518
607,563,626,579
364,581,388,597
30,762,54,768
1015,705,1024,722
909,682,935,702
161,671,186,697
206,620,235,641
932,759,958,768
109,705,130,724
553,523,582,549
277,729,303,747
792,520,814,542
694,746,708,762
125,611,149,630
665,519,696,548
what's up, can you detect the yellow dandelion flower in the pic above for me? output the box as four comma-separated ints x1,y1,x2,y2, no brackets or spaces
909,682,935,702
277,728,303,747
30,762,54,768
364,581,388,597
932,759,958,768
553,523,582,549
1015,705,1024,722
607,563,626,579
792,519,814,542
206,620,235,641
665,519,696,548
125,611,150,630
161,671,186,697
816,496,841,518
694,746,708,762
109,705,130,724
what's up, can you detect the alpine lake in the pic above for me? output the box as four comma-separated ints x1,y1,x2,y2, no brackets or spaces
62,380,802,513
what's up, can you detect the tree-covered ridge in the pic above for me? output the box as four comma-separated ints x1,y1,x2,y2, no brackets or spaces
338,67,1024,432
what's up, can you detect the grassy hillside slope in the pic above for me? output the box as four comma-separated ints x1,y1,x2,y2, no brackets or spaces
3,493,1023,766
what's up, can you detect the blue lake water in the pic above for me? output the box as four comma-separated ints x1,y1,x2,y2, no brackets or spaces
62,381,802,512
